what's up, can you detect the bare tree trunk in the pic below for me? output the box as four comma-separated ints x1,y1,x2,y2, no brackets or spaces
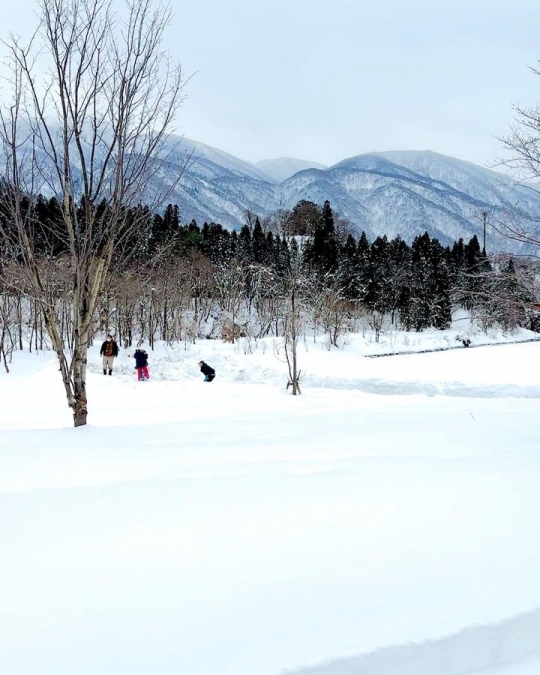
282,261,304,395
72,344,88,427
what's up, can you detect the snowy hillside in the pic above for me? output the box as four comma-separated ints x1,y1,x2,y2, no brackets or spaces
162,141,540,250
6,126,540,247
148,136,279,229
255,157,327,183
1,332,540,675
282,152,540,248
176,137,271,182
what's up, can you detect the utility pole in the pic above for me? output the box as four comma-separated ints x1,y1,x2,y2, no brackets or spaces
482,211,488,255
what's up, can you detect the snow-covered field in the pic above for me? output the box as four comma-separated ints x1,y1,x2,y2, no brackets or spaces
1,330,540,675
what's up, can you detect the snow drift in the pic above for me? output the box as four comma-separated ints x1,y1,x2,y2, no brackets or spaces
286,610,540,675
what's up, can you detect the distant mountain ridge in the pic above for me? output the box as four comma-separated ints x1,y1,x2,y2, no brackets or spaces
158,138,540,251
255,157,327,183
8,128,538,251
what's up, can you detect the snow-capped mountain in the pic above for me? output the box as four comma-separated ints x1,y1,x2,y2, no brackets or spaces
147,136,278,228
162,139,540,250
176,137,270,182
7,126,539,250
279,152,539,248
255,157,327,183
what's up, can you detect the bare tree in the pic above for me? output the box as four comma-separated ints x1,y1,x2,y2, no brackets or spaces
310,273,354,349
213,259,246,341
0,267,18,371
280,256,305,395
333,211,356,244
243,208,258,232
0,0,186,426
498,65,540,186
496,64,540,248
453,255,535,331
263,208,291,237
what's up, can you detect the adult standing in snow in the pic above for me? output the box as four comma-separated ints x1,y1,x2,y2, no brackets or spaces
100,335,119,375
134,349,150,381
198,360,215,382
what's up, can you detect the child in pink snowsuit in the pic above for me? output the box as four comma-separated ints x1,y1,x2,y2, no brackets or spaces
134,349,149,381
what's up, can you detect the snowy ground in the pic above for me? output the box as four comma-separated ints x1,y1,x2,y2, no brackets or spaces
1,330,540,675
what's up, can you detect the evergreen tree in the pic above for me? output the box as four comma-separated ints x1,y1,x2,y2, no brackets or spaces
252,218,266,264
340,234,359,297
322,200,335,235
428,239,452,329
287,200,322,236
366,235,392,312
460,235,491,310
356,231,371,303
238,224,252,262
409,232,433,330
185,220,203,249
265,231,276,265
387,236,412,325
304,200,338,277
163,204,180,231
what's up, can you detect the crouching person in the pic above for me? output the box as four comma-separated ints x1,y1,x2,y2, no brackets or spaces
198,360,215,382
134,349,149,381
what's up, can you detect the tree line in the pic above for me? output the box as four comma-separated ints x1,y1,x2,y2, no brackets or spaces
2,195,537,365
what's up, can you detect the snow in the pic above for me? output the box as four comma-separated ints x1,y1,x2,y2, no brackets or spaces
1,330,540,675
475,659,540,675
255,157,328,183
290,610,540,675
174,135,271,182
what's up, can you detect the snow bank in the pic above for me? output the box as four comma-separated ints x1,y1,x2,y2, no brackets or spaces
1,337,540,675
79,335,540,401
286,610,540,675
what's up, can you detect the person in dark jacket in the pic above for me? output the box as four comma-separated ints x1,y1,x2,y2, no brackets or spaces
100,335,119,375
134,349,149,381
198,360,215,382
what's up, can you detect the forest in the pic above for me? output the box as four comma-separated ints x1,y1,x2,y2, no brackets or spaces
1,193,537,369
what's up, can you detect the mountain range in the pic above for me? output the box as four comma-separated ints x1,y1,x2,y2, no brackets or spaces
159,137,540,251
7,127,540,251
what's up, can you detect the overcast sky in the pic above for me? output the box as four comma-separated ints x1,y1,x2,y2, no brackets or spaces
3,0,540,167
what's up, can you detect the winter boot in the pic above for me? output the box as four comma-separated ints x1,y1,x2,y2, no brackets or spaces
109,370,113,375
103,369,107,375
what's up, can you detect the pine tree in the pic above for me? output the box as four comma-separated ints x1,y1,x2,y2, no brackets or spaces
238,224,253,262
340,234,359,298
163,204,180,231
304,200,338,277
366,235,392,313
409,232,433,330
252,218,266,264
460,235,491,311
356,231,371,303
387,236,412,325
428,239,452,329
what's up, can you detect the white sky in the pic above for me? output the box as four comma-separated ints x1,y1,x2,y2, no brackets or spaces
2,0,540,167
